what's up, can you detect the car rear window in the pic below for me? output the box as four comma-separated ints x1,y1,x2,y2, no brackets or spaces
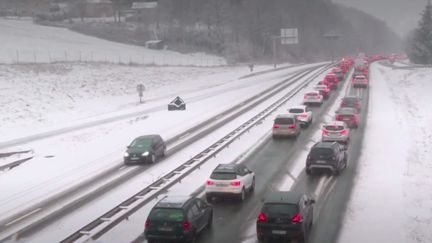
338,109,355,115
306,92,317,96
149,208,184,222
289,108,304,113
210,172,237,180
130,138,152,147
324,125,344,131
274,118,294,125
310,147,333,158
262,203,298,217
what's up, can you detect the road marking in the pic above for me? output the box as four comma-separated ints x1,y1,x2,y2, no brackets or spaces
5,208,42,227
179,132,190,140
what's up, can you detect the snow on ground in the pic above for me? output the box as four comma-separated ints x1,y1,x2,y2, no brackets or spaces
0,63,282,142
0,19,225,65
338,64,432,243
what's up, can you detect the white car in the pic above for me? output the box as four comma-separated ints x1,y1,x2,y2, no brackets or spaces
205,164,255,202
303,91,323,105
288,105,313,127
322,121,350,144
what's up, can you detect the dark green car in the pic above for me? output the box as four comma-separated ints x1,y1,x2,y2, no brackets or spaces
123,135,166,164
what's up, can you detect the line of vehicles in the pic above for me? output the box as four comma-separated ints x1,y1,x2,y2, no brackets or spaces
120,57,372,243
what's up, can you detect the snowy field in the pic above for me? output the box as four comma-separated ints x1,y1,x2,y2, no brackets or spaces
0,19,225,66
338,64,432,243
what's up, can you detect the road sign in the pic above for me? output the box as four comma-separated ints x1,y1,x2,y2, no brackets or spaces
137,84,145,103
280,28,298,45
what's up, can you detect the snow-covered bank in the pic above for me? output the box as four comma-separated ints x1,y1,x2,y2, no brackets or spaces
338,64,432,243
0,19,225,66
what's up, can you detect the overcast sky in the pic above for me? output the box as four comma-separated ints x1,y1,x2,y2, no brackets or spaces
333,0,427,37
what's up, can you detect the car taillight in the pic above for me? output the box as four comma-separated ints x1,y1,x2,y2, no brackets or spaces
183,220,191,231
292,213,302,224
323,129,329,135
336,115,342,120
258,212,268,222
341,130,348,135
231,181,241,186
288,124,296,129
145,220,151,230
304,94,308,99
207,180,214,185
273,124,280,129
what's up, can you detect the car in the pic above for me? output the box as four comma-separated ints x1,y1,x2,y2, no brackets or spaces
272,114,301,138
205,163,255,202
123,135,166,164
303,91,323,106
340,95,362,111
144,196,213,243
332,67,345,81
168,96,186,110
335,107,360,128
322,121,350,144
305,142,348,175
287,105,313,127
352,74,368,88
317,80,333,91
324,73,339,90
256,191,315,243
313,84,330,99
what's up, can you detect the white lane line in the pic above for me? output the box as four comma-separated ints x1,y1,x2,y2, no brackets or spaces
5,208,42,227
119,166,127,170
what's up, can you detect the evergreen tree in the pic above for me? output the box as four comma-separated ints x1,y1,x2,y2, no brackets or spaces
408,1,432,64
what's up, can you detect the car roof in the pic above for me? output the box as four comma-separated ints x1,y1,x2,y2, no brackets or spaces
288,105,307,110
354,75,366,78
343,96,361,100
324,121,347,127
305,91,320,94
337,107,357,113
275,114,297,119
313,141,338,149
135,135,161,140
213,163,239,173
264,191,303,204
156,195,193,208
315,84,327,88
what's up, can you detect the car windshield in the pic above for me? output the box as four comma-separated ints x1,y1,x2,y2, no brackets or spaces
310,147,333,158
289,108,304,113
210,172,237,180
338,108,355,115
148,208,184,222
262,203,298,217
274,118,294,125
324,125,344,131
130,138,152,147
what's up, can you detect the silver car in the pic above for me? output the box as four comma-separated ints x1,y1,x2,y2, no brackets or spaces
322,121,350,144
272,114,301,138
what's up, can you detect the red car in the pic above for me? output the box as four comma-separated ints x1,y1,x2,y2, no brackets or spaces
335,107,360,128
340,96,362,111
324,73,339,90
352,75,368,88
317,80,333,91
314,84,330,99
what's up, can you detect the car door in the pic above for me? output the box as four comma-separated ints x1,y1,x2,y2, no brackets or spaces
237,166,251,189
190,200,206,232
195,199,211,229
299,196,311,231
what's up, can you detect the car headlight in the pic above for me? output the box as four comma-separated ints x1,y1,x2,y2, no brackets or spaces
142,151,149,156
124,152,129,157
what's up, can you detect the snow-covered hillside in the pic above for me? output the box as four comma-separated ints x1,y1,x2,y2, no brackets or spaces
0,19,225,66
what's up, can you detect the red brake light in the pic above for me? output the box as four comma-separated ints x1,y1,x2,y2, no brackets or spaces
273,124,280,129
341,129,349,135
207,180,214,185
288,124,296,129
336,115,342,120
231,181,241,186
145,220,151,230
258,212,268,222
183,220,191,231
323,129,329,135
292,213,302,224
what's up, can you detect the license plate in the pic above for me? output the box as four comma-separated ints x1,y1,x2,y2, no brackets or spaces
216,183,227,187
272,230,286,235
158,226,173,232
130,157,139,160
343,117,351,121
316,160,326,163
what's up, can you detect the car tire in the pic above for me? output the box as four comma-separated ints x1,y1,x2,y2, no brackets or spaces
150,154,156,164
239,188,246,202
206,212,213,229
250,178,255,192
206,194,213,202
306,168,312,175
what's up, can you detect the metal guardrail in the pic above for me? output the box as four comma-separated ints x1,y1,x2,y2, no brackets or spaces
0,150,34,171
60,64,332,242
